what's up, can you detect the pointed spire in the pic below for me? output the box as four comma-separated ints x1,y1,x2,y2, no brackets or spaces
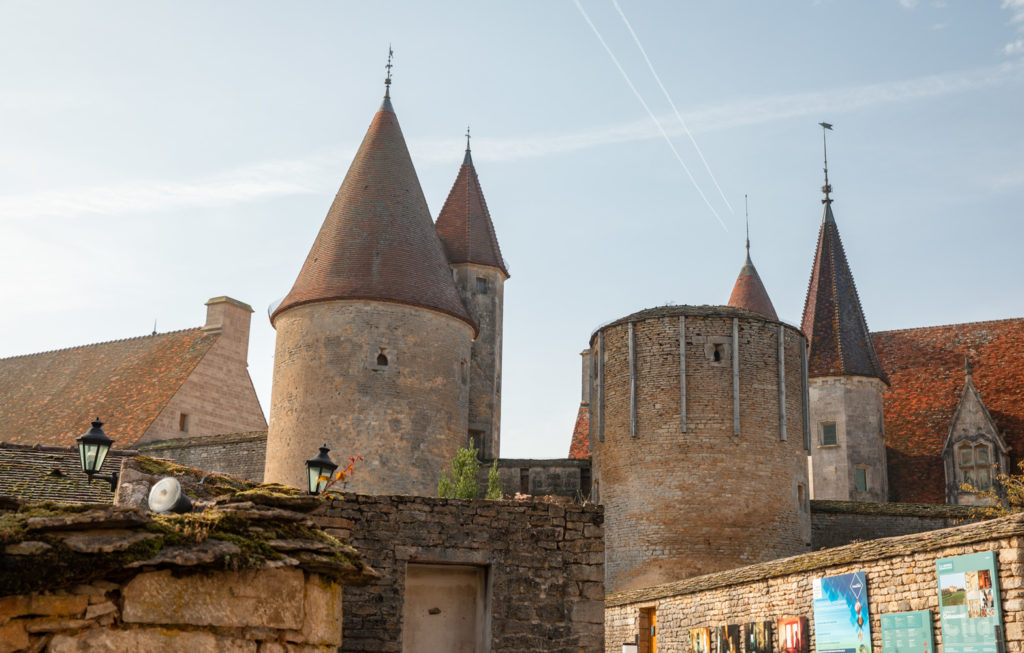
801,200,888,383
727,195,777,320
436,133,509,277
271,82,475,332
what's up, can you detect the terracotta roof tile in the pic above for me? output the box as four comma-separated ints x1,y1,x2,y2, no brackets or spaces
272,97,475,331
0,329,217,448
0,443,135,504
435,148,508,276
873,318,1024,503
801,203,887,382
568,404,591,460
727,250,778,320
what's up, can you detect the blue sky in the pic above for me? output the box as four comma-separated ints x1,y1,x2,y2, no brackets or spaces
1,1,1022,458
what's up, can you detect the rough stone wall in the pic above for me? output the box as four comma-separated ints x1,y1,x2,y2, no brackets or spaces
481,458,591,498
140,297,268,444
137,431,267,482
0,568,344,653
592,307,810,594
265,300,473,495
452,263,505,459
810,499,979,549
808,376,887,501
314,494,605,652
605,513,1024,653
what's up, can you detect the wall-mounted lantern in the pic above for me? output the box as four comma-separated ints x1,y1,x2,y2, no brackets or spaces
305,444,338,495
75,418,119,492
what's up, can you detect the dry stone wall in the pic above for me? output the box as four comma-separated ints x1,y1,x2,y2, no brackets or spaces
137,431,267,482
811,499,980,549
605,512,1024,653
313,493,605,652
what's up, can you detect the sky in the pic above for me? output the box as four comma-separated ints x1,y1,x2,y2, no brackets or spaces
1,1,1022,459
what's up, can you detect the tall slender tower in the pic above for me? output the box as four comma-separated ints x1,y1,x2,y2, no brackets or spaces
802,125,889,502
264,61,477,495
435,131,509,459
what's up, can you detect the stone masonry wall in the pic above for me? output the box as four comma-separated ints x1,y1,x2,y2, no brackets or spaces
313,493,605,652
605,512,1024,653
810,499,980,550
137,431,267,482
481,458,590,499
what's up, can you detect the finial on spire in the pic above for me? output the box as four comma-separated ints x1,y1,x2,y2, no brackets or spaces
819,122,833,205
965,355,973,377
465,125,471,152
744,194,750,255
384,44,394,98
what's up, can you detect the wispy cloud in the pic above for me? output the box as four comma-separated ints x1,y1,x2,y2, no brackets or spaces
1005,0,1024,54
2,60,1023,220
899,0,919,8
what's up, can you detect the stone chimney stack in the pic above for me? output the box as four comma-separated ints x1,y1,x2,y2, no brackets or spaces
580,349,591,405
202,296,254,363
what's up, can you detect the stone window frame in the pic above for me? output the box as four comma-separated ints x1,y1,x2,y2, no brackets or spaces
956,440,995,493
703,337,732,367
475,277,488,293
820,422,838,447
854,465,869,493
178,413,190,433
369,345,394,372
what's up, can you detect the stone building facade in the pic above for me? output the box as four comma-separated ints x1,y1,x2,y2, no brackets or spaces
589,305,811,594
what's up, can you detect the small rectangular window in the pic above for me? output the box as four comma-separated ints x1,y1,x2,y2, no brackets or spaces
821,422,837,446
855,467,868,492
476,277,488,293
179,413,189,433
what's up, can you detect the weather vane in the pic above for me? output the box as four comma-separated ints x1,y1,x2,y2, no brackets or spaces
819,122,833,205
385,45,394,96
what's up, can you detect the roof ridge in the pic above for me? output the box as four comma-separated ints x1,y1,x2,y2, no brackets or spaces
872,316,1024,336
0,327,211,363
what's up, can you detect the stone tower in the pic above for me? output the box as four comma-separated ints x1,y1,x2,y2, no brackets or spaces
435,136,508,459
802,195,889,502
264,82,476,495
590,305,811,594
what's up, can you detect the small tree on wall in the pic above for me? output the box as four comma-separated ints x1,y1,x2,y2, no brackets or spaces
437,445,503,499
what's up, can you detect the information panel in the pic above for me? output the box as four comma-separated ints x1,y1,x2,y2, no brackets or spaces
880,610,934,653
936,551,1003,653
813,571,871,653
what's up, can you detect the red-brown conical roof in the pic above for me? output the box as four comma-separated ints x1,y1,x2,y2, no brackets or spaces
435,145,508,277
271,94,475,331
801,202,887,383
727,243,778,320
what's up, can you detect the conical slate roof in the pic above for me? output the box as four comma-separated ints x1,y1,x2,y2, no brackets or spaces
435,146,508,277
801,203,887,383
271,95,474,331
728,248,778,320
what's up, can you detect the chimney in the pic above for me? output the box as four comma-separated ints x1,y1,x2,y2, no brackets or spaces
580,349,591,405
202,296,254,362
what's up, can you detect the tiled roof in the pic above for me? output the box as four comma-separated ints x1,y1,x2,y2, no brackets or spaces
435,148,509,276
727,249,778,320
801,203,887,382
873,318,1024,503
0,443,135,504
271,95,475,332
0,329,218,448
568,403,591,460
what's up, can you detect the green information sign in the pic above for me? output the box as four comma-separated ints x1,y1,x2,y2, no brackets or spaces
880,610,934,653
936,551,1003,653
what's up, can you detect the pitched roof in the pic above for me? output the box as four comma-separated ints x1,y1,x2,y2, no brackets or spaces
568,403,591,460
271,95,474,331
0,329,218,448
873,318,1024,503
801,203,887,382
0,443,135,504
727,248,778,320
435,147,508,276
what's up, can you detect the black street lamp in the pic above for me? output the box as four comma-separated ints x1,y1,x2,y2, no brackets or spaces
305,444,338,495
75,418,119,492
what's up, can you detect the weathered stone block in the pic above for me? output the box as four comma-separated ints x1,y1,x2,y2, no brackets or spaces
49,627,258,652
0,620,29,653
283,574,343,645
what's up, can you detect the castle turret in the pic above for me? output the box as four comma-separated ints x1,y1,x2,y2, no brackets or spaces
264,73,476,495
802,144,889,502
435,133,508,459
727,222,778,320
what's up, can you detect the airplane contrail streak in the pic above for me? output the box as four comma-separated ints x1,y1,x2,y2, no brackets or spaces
573,0,728,231
611,0,735,216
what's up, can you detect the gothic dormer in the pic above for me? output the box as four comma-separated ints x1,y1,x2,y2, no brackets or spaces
943,360,1009,504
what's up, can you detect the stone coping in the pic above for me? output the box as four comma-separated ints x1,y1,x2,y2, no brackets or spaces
811,499,978,519
606,510,1024,607
136,431,267,451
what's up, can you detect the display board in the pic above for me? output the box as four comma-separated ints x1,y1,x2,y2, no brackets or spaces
692,627,711,653
813,571,871,653
880,610,934,653
747,621,773,653
936,551,1003,653
715,625,741,653
778,617,809,653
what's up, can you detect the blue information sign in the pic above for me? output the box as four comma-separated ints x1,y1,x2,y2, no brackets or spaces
936,552,1003,653
880,610,934,653
813,571,871,653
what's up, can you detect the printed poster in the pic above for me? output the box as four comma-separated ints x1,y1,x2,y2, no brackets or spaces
880,610,934,653
936,551,1003,653
692,627,711,653
813,571,871,653
778,617,809,653
715,625,741,653
747,621,773,653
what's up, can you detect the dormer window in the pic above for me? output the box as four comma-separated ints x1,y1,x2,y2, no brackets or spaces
958,443,993,492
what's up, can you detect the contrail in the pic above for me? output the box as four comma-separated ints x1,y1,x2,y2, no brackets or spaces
611,0,735,215
573,0,728,231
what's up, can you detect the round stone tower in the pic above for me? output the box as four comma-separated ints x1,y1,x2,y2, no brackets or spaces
264,84,476,495
589,305,811,594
